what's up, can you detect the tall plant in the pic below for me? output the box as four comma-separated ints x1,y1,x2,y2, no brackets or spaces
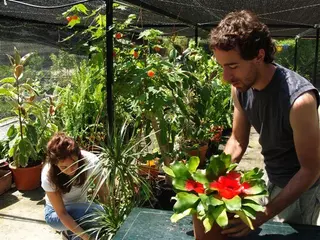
80,122,153,239
0,48,58,167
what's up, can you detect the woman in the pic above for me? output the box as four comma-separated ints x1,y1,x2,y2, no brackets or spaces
42,132,106,240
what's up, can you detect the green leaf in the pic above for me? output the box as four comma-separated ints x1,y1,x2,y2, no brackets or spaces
203,216,214,233
192,170,209,185
0,77,15,84
162,165,175,177
187,156,200,173
235,210,254,230
244,183,265,195
242,168,264,182
20,52,35,66
207,195,224,206
206,154,226,181
196,201,206,217
0,87,14,97
173,192,199,213
172,178,188,191
26,124,38,145
171,208,194,223
171,162,191,180
242,206,256,219
212,205,228,227
242,199,265,212
223,195,242,211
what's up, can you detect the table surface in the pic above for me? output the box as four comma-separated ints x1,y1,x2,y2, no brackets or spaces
113,207,320,240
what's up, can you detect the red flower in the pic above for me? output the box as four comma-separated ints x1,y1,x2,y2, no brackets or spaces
115,32,123,39
210,176,243,199
66,15,78,22
133,51,139,59
210,172,252,199
241,182,251,195
226,171,241,181
185,179,205,194
147,70,155,78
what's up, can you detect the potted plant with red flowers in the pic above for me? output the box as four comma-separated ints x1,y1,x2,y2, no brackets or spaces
162,153,268,240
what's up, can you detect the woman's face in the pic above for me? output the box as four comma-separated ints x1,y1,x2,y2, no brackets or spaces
56,156,79,176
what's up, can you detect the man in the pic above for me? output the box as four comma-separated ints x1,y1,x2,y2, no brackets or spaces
210,10,320,237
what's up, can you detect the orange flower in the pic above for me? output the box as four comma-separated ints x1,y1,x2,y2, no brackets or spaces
133,51,139,59
154,46,161,52
115,32,123,39
147,70,155,77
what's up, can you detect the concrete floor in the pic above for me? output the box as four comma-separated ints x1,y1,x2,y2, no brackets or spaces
0,128,263,240
0,187,59,240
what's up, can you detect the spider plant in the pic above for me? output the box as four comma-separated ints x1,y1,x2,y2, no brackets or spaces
79,121,154,239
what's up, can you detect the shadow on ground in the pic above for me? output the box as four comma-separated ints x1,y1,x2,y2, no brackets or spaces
0,188,19,209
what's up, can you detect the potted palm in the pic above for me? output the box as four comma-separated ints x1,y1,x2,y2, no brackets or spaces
0,48,58,190
163,153,268,240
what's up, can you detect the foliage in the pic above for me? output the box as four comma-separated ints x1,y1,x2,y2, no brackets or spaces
163,153,268,232
275,38,320,81
79,122,153,239
53,60,105,148
0,48,58,167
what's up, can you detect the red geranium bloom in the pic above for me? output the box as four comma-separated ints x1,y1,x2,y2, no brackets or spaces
185,179,205,194
241,182,251,195
210,176,243,199
226,171,241,181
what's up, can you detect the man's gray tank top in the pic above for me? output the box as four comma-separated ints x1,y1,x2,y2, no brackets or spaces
237,64,319,188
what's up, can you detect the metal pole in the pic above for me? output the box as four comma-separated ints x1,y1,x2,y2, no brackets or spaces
195,24,198,47
313,28,319,86
107,0,114,136
294,38,298,72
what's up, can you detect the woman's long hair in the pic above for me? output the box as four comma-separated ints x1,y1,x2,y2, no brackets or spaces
46,132,86,194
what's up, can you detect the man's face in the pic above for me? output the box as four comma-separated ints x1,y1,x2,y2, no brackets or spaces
213,48,259,92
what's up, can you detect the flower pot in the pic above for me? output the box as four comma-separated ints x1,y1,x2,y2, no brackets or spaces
192,215,227,240
138,164,159,178
9,162,42,191
0,169,12,195
186,144,208,166
0,159,9,170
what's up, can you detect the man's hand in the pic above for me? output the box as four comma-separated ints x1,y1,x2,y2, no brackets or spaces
221,211,269,237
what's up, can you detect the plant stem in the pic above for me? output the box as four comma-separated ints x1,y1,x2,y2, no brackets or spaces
16,76,23,141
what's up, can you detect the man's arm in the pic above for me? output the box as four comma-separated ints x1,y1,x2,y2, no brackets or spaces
222,91,320,237
264,91,320,220
224,86,251,163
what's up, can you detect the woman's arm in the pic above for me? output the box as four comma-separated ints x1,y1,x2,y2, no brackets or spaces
46,191,91,240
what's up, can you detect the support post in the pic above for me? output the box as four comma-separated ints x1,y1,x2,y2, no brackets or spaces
195,24,198,47
107,0,114,136
294,38,298,72
313,27,319,86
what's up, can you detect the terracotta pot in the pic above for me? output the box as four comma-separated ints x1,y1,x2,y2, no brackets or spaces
186,144,208,166
138,164,159,178
0,169,12,195
193,215,227,240
9,162,42,191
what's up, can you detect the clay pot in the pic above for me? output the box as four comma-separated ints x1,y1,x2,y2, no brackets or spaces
186,144,208,167
138,164,159,178
193,215,227,240
9,162,42,191
0,170,12,195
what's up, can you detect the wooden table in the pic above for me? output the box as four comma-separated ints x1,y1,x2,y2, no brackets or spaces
113,207,320,240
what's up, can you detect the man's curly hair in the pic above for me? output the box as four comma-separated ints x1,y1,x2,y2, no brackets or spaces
210,10,276,63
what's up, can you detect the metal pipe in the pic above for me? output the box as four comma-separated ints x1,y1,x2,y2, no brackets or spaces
313,28,319,86
195,25,198,47
107,0,114,136
294,38,298,72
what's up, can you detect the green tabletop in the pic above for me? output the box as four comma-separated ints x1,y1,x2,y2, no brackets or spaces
113,207,320,240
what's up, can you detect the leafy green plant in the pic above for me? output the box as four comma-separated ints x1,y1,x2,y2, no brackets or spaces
0,48,58,167
163,153,268,232
79,122,153,239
